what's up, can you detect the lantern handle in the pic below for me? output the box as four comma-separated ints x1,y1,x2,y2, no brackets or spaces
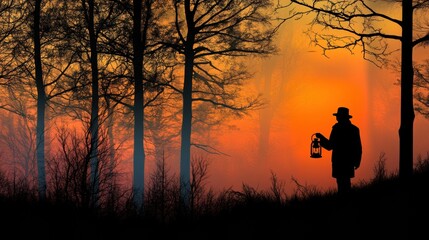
311,133,316,140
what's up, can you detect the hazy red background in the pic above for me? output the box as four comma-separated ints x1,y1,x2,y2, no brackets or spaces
51,5,426,197
189,16,429,195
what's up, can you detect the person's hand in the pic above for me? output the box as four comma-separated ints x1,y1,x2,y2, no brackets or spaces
354,165,360,170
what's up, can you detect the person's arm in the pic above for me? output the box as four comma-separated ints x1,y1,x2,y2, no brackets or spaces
316,132,332,150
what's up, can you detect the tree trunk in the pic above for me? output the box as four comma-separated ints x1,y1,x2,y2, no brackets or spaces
34,0,46,202
87,0,100,207
399,0,414,180
180,46,194,205
132,0,145,210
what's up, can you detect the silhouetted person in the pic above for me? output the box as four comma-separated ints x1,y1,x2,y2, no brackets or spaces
316,107,362,197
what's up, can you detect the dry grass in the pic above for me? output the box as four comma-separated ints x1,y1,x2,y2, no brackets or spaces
1,153,429,239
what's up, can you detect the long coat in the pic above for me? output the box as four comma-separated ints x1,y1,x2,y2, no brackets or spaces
319,120,362,178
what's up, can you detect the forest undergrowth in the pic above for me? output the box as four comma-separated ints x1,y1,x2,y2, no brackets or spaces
1,153,428,240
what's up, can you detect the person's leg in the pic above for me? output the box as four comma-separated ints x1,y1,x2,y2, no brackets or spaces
336,177,351,195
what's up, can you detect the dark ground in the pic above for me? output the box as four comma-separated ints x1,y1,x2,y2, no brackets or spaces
1,170,428,240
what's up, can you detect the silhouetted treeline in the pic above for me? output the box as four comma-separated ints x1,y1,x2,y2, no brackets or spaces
0,0,280,210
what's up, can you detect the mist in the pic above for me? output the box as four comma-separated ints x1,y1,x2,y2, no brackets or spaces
203,12,429,195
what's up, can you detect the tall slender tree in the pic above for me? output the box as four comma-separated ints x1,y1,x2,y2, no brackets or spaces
59,0,129,208
5,0,81,201
33,0,47,201
131,0,173,211
99,0,168,211
80,0,101,207
166,0,279,205
132,0,146,210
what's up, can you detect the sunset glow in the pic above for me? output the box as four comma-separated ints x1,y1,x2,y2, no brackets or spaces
3,1,429,238
1,0,428,201
201,20,429,195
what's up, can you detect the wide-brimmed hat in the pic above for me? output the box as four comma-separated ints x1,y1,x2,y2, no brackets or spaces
333,107,352,118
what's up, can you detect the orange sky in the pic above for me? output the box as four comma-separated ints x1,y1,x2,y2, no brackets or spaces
41,3,427,197
200,16,429,196
2,1,429,201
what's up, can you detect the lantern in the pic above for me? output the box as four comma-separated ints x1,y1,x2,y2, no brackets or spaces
310,133,322,158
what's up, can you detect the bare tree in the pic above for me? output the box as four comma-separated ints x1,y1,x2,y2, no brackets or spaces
165,0,279,206
279,0,429,180
47,125,120,210
32,0,47,201
146,150,180,223
131,0,146,212
101,0,170,211
8,0,79,201
59,0,127,207
85,0,101,207
189,155,212,216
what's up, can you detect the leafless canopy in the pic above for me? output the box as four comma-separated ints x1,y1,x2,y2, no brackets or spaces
277,0,429,67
